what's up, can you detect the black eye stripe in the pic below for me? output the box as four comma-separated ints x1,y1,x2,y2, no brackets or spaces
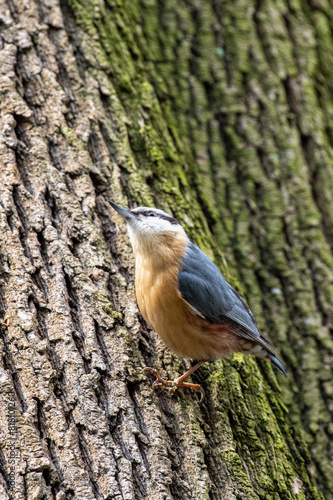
131,208,179,225
156,214,179,225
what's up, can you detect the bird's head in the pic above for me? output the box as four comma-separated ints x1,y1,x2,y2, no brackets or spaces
108,201,187,255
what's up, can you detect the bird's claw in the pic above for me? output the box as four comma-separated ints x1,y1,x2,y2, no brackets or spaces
143,367,173,388
142,367,160,379
194,384,205,403
142,366,205,402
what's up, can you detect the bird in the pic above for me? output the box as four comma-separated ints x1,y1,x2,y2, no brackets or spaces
109,201,287,402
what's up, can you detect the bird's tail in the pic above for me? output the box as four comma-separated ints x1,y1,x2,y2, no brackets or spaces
269,353,287,378
240,339,287,377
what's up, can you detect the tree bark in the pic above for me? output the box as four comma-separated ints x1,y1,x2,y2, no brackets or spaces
0,0,332,498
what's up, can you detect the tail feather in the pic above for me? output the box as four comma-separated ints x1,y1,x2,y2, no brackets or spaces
269,353,287,378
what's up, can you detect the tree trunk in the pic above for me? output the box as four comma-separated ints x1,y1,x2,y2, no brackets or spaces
0,0,332,498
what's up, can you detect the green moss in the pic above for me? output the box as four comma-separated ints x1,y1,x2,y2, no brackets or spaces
92,290,123,320
58,0,333,496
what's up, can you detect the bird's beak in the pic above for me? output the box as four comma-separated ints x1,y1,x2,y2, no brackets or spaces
108,201,136,222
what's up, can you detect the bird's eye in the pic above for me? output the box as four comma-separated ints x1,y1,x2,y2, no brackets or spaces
148,212,155,217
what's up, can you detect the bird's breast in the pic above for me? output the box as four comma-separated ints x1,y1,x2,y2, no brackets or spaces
135,253,239,360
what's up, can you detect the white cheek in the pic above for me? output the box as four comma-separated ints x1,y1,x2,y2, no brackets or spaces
146,217,179,234
126,218,181,250
151,220,170,232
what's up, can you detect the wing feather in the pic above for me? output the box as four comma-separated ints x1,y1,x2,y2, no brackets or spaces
178,242,275,352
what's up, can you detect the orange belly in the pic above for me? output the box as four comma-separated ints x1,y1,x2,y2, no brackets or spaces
135,256,240,360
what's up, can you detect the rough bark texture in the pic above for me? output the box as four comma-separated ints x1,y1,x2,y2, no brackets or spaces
0,0,332,498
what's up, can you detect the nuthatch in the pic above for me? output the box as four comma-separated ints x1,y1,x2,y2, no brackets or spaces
109,201,287,401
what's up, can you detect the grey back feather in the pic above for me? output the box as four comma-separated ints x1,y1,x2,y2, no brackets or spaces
178,241,275,352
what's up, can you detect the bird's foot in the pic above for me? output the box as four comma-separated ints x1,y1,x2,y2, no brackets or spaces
175,380,205,403
143,367,174,389
142,367,205,402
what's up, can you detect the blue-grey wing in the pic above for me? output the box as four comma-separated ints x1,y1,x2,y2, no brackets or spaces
178,241,274,349
178,241,234,320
